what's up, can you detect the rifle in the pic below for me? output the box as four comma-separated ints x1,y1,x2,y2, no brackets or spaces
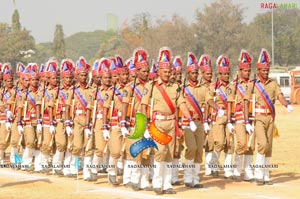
142,79,155,159
49,80,61,148
85,85,99,151
209,78,219,123
128,76,137,122
229,75,238,146
23,84,30,121
246,74,256,150
38,82,47,147
174,78,183,157
67,86,76,150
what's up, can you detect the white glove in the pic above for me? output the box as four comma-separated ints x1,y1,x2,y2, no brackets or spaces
102,129,110,141
17,125,24,135
286,105,293,113
85,128,92,138
66,126,72,136
121,127,129,138
144,129,151,139
37,123,42,133
203,122,210,133
6,110,13,120
189,121,197,132
217,109,225,117
6,122,12,131
49,125,55,134
227,123,235,133
245,123,254,134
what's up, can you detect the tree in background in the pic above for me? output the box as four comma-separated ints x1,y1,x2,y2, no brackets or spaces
0,9,35,67
53,24,66,62
194,0,247,74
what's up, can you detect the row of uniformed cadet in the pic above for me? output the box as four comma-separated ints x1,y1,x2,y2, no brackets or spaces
0,47,293,195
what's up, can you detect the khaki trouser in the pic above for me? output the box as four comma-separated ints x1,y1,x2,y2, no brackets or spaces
72,115,93,156
93,120,106,157
23,126,36,149
211,115,234,154
183,120,204,163
235,122,255,155
204,123,214,152
153,119,175,163
55,121,67,152
0,122,10,150
40,126,52,155
108,127,123,159
124,129,142,163
254,115,274,157
10,120,20,147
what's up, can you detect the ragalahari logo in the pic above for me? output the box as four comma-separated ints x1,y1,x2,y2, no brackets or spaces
260,2,298,9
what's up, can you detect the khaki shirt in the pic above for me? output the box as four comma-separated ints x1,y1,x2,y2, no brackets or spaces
227,78,250,111
209,81,230,108
244,78,282,106
66,84,93,110
184,80,212,109
104,82,126,110
123,79,147,112
18,87,39,114
141,77,185,114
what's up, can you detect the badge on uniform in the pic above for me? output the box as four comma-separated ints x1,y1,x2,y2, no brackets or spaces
123,90,128,97
104,93,109,101
143,88,148,95
226,88,232,95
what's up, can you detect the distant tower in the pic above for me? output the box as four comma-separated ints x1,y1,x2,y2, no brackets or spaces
106,13,119,32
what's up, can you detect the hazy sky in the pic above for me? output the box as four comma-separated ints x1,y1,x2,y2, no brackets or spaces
0,0,295,43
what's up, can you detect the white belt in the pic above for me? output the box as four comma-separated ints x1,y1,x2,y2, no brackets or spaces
0,121,5,124
201,108,205,112
97,113,103,119
255,108,270,114
75,110,86,114
154,114,175,120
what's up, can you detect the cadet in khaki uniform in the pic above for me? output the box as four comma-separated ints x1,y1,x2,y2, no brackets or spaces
0,63,14,164
244,49,293,185
8,63,26,164
49,59,74,176
103,57,129,185
170,56,183,186
16,63,40,171
120,48,149,190
140,47,197,195
65,57,93,180
226,50,256,181
89,58,112,181
36,60,59,173
182,53,219,188
126,57,137,82
210,55,234,178
198,54,217,177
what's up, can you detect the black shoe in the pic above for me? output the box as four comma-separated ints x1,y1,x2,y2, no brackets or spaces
65,174,77,178
25,166,34,172
171,181,182,186
131,183,139,191
90,173,97,181
54,170,63,176
99,168,107,173
124,182,132,188
117,168,123,176
243,178,255,183
193,183,204,188
108,174,119,185
153,188,163,195
40,168,50,174
256,179,264,186
142,186,153,191
164,188,176,194
185,183,194,188
224,175,233,180
212,171,219,178
232,175,241,181
84,177,91,181
264,181,273,185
